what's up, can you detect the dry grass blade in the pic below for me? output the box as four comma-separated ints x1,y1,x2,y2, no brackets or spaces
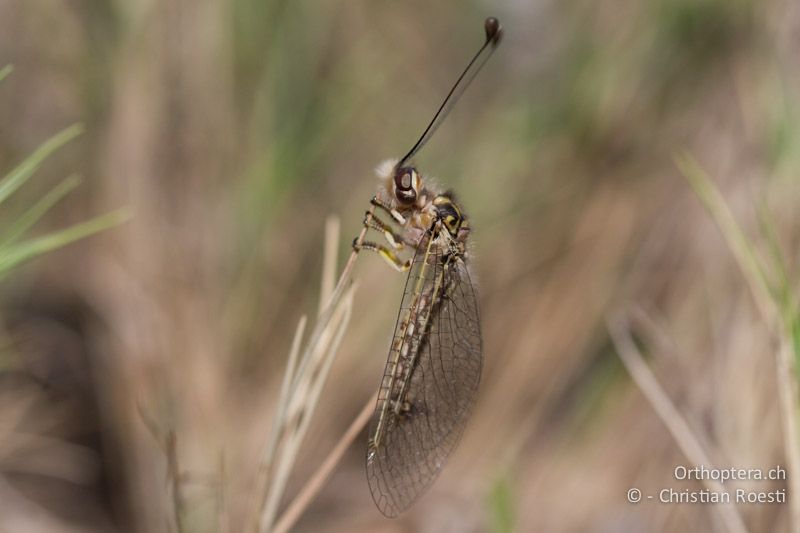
319,217,340,315
273,392,378,533
258,284,355,532
254,214,369,533
258,316,308,482
166,432,185,533
608,312,748,533
218,453,228,533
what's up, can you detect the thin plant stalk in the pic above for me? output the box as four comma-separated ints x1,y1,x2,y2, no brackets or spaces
250,315,307,526
166,431,185,533
258,284,354,532
259,317,308,477
608,312,748,533
255,209,374,533
318,217,339,315
273,392,377,533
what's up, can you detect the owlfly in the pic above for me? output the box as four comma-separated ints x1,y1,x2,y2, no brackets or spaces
352,17,502,517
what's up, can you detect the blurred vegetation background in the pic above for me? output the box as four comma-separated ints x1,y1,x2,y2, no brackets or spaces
0,0,798,532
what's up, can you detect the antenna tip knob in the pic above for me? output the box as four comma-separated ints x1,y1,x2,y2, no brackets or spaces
484,17,503,45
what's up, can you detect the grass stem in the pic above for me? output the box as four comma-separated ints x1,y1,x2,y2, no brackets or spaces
273,392,377,533
608,312,748,533
255,208,374,532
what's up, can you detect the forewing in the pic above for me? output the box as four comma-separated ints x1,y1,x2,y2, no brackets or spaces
366,230,482,517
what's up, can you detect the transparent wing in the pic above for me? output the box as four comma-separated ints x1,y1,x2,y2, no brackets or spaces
366,227,482,517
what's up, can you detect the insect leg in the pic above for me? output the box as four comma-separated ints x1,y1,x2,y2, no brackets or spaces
371,196,407,225
363,211,410,249
352,239,412,272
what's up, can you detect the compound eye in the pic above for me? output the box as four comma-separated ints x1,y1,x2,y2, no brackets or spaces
393,167,418,205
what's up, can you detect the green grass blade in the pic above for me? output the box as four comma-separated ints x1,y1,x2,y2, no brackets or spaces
0,123,84,206
759,205,800,363
677,154,800,366
0,65,13,84
757,204,799,322
1,174,82,247
487,473,516,533
0,208,130,277
675,152,774,315
792,317,800,366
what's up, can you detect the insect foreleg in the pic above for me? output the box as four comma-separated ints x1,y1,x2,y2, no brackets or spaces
370,196,407,225
362,211,411,249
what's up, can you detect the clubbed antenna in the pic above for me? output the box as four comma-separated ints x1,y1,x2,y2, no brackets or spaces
397,17,503,168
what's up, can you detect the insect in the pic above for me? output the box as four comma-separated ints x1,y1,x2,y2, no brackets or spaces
352,17,502,518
